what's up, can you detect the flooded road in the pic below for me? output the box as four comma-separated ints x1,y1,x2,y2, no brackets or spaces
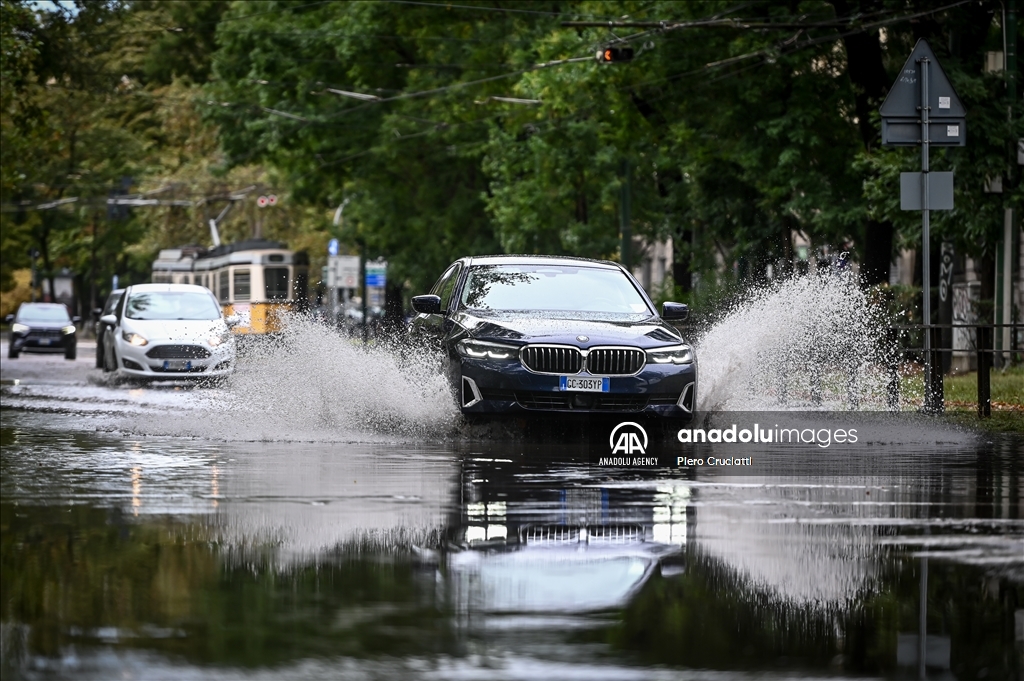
2,342,1022,680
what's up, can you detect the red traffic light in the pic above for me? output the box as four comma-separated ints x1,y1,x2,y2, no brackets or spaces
596,47,634,63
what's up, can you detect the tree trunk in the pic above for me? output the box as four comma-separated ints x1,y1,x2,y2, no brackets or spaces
831,0,895,287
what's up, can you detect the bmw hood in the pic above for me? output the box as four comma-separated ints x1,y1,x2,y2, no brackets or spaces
454,312,685,349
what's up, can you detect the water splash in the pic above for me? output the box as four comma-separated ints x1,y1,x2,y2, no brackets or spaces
137,318,462,441
695,274,894,411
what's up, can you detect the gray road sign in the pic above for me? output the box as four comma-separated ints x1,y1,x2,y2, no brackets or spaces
880,39,965,119
331,255,360,289
900,172,954,210
882,119,965,147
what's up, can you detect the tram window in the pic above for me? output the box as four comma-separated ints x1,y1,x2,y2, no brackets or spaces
233,269,251,301
265,267,290,299
218,271,229,302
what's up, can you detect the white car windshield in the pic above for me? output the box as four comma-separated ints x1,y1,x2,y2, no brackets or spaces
460,265,651,315
125,292,221,320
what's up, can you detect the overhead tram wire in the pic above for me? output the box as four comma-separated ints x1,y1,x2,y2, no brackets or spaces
594,0,974,97
374,0,628,19
565,0,971,59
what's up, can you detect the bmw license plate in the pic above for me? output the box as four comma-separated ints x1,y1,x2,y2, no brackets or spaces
163,360,192,371
559,376,609,392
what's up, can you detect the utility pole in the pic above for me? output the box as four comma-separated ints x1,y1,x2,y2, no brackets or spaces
29,249,39,302
619,159,632,271
996,0,1017,364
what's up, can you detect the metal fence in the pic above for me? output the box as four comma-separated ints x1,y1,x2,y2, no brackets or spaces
889,323,1023,416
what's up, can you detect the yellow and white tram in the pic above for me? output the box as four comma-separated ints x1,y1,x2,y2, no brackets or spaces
152,239,308,335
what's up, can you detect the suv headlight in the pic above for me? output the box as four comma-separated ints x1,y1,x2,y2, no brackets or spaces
62,325,76,335
122,331,148,347
11,323,29,334
646,344,693,365
457,339,519,360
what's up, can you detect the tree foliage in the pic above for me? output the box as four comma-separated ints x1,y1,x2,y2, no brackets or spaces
1,0,1019,307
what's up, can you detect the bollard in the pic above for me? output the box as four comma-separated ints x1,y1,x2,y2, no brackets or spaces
977,326,991,418
924,326,944,413
887,328,900,412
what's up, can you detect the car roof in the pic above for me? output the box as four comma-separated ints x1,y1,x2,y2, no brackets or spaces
127,283,213,293
464,254,621,269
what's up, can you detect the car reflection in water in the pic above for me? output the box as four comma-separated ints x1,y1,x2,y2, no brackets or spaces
426,454,693,615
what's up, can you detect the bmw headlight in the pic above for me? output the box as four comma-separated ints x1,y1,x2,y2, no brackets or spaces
646,344,693,365
122,331,148,347
457,339,519,360
208,330,231,347
61,325,76,335
11,323,29,334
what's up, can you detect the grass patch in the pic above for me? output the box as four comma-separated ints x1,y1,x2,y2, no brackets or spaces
900,364,1023,433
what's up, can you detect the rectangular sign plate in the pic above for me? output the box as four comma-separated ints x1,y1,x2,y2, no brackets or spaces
559,376,609,392
900,172,954,210
882,118,966,147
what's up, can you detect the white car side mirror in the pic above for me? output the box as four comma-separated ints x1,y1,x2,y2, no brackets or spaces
225,314,241,328
100,314,117,326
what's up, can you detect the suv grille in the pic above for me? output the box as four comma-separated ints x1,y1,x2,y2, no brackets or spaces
586,348,645,375
146,344,211,359
521,346,582,374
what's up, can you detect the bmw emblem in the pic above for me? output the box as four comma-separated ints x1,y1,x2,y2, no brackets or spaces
576,335,589,342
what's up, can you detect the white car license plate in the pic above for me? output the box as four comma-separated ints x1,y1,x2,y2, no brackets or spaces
559,376,609,392
38,339,51,346
163,360,192,371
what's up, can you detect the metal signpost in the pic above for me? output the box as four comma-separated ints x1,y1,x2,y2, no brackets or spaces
327,252,360,324
880,39,966,412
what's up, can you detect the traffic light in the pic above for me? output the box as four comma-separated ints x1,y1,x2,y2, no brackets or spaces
596,46,634,63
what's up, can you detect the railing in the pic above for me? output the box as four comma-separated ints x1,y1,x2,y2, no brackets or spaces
888,323,1023,416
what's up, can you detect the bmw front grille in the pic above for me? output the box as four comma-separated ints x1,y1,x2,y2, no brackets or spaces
586,348,645,375
520,345,644,375
520,345,583,374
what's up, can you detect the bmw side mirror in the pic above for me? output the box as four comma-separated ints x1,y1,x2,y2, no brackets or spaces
100,314,117,326
411,294,442,315
4,314,13,324
225,314,241,327
662,302,688,321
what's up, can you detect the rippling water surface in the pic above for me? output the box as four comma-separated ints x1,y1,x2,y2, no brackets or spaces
1,277,1022,680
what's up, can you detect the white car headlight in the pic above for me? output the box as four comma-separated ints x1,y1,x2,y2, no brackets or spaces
11,323,29,333
122,331,148,347
646,344,693,365
61,325,76,335
457,339,519,360
208,330,231,347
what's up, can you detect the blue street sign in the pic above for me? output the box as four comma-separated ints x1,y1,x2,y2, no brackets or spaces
328,238,339,256
365,273,386,287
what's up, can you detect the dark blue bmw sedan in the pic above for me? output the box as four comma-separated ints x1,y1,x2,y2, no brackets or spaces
410,255,697,419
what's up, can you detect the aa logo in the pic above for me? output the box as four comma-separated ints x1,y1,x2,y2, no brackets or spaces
610,422,648,455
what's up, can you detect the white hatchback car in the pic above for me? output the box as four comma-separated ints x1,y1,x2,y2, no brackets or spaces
100,284,236,380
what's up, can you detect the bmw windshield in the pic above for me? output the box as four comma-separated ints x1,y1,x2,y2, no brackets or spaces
459,264,652,317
